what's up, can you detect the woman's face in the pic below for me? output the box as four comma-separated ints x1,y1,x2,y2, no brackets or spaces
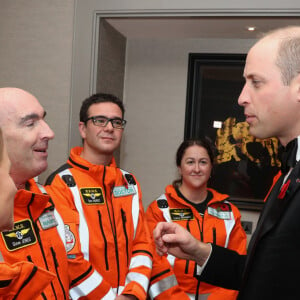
178,145,212,191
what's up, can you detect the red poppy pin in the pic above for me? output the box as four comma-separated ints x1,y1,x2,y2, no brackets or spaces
278,179,291,199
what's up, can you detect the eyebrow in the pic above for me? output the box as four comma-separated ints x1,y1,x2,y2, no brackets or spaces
19,111,47,125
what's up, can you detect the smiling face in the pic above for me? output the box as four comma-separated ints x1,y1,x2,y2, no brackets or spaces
0,88,55,186
238,36,300,146
78,102,124,165
178,145,213,192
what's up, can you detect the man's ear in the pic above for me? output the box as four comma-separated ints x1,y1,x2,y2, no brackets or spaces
78,122,86,139
294,73,300,103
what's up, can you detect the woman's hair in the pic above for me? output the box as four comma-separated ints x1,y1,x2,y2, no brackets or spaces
173,137,215,188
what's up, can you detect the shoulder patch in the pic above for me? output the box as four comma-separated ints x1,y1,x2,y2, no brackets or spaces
80,187,105,205
1,219,37,251
65,224,76,253
62,175,76,187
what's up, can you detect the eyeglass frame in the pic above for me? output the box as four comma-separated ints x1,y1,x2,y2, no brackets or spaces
85,115,127,129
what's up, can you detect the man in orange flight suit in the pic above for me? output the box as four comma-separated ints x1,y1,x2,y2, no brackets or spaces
0,87,110,299
46,93,185,300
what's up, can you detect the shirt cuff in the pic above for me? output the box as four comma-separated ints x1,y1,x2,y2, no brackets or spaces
195,243,212,276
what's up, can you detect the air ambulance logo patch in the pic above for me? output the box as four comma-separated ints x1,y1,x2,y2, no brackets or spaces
65,224,76,253
80,187,105,205
207,203,232,220
1,219,37,251
170,208,194,221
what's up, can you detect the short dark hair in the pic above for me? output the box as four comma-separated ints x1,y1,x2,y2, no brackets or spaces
173,137,215,188
80,93,125,122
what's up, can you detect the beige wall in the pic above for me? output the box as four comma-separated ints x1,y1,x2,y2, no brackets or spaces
0,0,75,182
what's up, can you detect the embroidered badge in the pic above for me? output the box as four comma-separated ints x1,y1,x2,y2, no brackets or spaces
65,224,76,253
80,187,105,205
1,219,37,251
113,185,136,197
39,210,58,230
170,208,194,221
207,203,232,220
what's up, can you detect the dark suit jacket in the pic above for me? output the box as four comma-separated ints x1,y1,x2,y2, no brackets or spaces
200,161,300,300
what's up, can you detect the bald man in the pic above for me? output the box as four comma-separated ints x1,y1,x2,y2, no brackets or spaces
0,88,110,299
154,26,300,300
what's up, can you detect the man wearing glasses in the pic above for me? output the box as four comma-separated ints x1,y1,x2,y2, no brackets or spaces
46,93,153,300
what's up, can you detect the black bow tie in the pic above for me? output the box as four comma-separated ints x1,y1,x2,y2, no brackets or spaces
280,139,298,175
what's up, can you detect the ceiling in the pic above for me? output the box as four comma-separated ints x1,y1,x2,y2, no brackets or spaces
106,17,300,39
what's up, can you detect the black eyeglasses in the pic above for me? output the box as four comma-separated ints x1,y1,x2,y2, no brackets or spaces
85,115,127,129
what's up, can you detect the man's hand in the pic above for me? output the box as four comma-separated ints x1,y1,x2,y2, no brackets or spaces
153,222,211,266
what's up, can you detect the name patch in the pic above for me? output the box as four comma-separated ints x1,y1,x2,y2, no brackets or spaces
39,210,58,230
80,187,105,205
170,208,194,221
2,219,37,251
113,185,136,197
207,203,232,220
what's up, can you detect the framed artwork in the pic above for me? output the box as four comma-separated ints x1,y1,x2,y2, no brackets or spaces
184,53,281,211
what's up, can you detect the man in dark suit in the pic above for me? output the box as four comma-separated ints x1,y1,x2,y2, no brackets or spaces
153,26,300,300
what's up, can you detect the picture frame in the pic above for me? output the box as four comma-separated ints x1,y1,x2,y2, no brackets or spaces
184,53,281,211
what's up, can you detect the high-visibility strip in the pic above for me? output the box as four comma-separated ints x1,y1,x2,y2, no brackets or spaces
223,202,236,248
167,254,175,267
58,169,90,260
156,194,171,222
129,255,152,270
120,169,139,239
125,272,149,293
53,209,66,248
69,269,102,300
148,274,178,299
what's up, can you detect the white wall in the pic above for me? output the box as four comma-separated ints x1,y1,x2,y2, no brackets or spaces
0,0,75,182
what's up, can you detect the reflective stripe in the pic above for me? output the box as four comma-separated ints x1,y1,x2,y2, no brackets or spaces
148,274,178,299
53,209,66,248
186,293,210,300
58,169,90,260
69,269,102,300
101,287,117,300
167,254,175,267
120,169,139,239
125,272,149,293
156,194,171,222
129,255,152,270
223,201,236,248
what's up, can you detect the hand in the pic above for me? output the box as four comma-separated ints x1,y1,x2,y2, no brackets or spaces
153,222,211,266
115,295,138,300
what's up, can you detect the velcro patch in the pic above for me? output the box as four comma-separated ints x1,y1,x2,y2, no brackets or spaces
2,219,37,251
170,208,194,221
39,210,58,230
80,187,105,205
113,185,136,197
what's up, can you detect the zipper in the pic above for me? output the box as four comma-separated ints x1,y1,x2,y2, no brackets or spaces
27,255,47,299
50,247,67,300
97,210,109,270
28,195,57,300
102,167,121,292
121,208,129,267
